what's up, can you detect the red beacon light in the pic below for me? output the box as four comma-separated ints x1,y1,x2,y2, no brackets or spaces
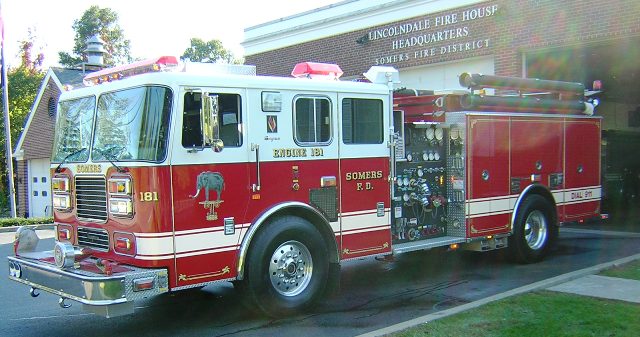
291,62,343,80
83,56,179,86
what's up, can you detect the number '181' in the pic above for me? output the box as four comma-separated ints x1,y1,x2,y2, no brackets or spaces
139,192,158,202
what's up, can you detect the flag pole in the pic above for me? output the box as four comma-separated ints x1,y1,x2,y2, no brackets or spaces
1,1,17,217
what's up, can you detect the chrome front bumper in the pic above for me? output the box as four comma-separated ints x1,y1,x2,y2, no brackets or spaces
8,253,168,317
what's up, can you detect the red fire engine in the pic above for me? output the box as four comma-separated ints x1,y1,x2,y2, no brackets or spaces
7,57,601,317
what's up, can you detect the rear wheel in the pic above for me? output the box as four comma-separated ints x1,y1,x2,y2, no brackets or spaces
238,216,329,317
509,195,557,263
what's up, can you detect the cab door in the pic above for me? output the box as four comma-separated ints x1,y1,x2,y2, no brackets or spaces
169,87,250,288
244,91,340,233
337,93,391,259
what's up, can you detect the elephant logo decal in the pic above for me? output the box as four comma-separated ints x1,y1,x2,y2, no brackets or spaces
191,171,225,201
190,171,225,221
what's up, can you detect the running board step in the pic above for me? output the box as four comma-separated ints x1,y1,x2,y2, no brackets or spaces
392,236,466,255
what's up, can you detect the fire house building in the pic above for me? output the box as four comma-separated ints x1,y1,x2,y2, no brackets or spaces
242,0,640,211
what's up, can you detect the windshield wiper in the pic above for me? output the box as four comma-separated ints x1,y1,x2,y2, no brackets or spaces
93,147,127,173
55,148,88,173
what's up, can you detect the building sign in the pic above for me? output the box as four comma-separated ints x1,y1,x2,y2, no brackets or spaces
368,3,499,66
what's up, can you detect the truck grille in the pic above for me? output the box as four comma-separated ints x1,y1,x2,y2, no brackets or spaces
75,176,108,222
77,227,110,251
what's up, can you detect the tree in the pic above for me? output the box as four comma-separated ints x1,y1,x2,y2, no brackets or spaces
180,38,240,64
0,35,45,215
18,28,45,72
58,6,132,67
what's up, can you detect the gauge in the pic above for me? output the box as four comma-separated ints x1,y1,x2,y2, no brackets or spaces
458,126,465,140
422,152,429,161
450,126,459,140
434,151,440,161
428,152,435,161
417,168,424,177
403,177,410,186
425,127,435,140
406,153,413,162
397,177,404,187
435,125,444,140
403,193,410,202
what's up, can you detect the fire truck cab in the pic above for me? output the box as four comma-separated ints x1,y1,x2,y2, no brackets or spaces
7,57,601,317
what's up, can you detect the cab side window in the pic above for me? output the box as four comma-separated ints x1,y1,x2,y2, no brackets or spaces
294,96,331,145
182,92,242,148
342,98,383,144
182,92,202,148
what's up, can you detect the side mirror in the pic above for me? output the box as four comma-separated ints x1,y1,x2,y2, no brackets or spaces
212,139,224,153
201,93,224,152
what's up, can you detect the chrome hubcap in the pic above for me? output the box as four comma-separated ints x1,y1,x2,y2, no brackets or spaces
524,210,548,250
269,240,313,297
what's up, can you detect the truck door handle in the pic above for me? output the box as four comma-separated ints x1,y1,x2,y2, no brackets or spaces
251,143,261,192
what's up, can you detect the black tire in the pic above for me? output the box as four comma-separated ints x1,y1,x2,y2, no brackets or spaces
238,216,329,317
508,194,557,264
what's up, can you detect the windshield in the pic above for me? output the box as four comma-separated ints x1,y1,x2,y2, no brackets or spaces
93,86,172,162
51,96,96,163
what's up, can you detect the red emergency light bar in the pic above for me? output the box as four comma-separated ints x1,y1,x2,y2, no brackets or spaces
291,62,343,80
83,56,179,86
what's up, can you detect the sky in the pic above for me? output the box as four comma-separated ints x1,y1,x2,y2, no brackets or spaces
1,0,341,69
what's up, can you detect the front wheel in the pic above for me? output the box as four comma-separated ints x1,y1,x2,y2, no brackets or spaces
238,216,329,317
508,195,557,263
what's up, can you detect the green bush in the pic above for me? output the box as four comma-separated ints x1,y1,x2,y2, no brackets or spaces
0,190,10,218
0,217,54,228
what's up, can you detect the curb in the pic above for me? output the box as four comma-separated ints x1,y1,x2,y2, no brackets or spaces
356,252,640,337
0,224,55,233
561,227,640,238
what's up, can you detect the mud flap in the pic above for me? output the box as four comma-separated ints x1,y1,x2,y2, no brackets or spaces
324,262,341,297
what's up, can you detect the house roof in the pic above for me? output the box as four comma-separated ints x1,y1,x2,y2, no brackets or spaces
51,67,86,87
13,67,88,159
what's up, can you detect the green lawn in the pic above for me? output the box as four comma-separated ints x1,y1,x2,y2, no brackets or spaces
600,260,640,281
394,291,640,337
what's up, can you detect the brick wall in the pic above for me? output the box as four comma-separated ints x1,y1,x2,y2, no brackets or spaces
16,160,28,217
22,78,59,160
246,0,640,78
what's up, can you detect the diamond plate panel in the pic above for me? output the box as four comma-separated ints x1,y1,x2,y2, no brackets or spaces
309,186,338,222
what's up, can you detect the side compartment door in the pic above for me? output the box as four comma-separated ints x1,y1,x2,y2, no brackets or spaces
511,117,564,218
169,88,250,288
467,115,511,237
338,93,391,259
563,118,601,220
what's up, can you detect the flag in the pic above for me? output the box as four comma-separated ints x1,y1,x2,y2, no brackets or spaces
0,6,3,47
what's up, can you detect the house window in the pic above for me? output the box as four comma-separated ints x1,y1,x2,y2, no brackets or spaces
48,97,57,118
33,177,38,183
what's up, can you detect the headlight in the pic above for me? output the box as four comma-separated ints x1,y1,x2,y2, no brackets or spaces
52,194,71,211
52,176,70,192
108,177,132,196
109,198,133,217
